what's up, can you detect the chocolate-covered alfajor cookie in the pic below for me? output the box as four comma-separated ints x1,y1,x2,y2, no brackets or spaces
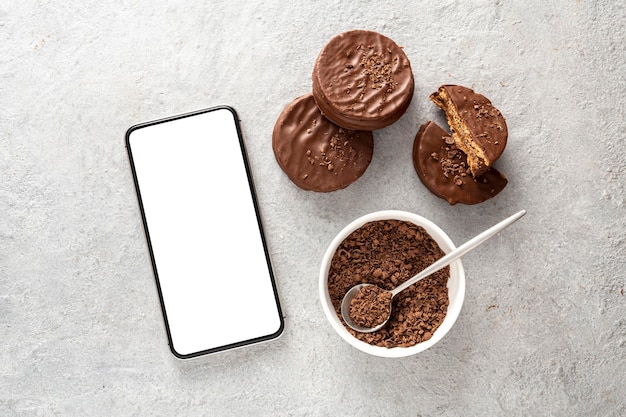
413,121,507,205
312,30,414,131
272,94,374,192
430,85,507,177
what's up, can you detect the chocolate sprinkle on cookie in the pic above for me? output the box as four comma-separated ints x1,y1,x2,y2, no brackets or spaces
312,30,414,131
413,121,508,205
272,94,374,192
430,85,507,177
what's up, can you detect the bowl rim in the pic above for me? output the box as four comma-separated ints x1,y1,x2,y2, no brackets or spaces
318,210,466,358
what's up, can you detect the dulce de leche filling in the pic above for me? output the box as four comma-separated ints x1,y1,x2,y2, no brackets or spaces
429,85,507,177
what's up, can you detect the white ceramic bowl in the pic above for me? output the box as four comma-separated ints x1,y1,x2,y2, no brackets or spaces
319,210,465,358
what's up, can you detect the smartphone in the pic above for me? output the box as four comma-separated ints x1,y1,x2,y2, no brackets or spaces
126,106,284,358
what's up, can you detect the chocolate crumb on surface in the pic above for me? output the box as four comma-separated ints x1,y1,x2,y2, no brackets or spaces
328,219,450,348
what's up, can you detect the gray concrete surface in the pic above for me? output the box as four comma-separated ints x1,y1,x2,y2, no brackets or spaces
1,0,624,415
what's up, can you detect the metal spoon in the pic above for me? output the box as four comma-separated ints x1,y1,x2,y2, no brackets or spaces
341,210,526,333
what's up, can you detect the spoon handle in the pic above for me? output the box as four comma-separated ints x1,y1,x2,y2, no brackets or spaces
390,210,526,297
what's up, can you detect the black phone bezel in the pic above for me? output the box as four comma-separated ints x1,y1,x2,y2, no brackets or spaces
125,106,284,359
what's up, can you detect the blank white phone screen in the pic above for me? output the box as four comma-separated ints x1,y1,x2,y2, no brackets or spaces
127,107,283,357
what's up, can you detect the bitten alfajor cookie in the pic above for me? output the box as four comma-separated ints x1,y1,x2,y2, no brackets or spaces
413,121,507,205
272,94,374,192
429,85,507,177
312,30,414,131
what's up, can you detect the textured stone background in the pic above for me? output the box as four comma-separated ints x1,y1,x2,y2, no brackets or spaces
1,0,624,416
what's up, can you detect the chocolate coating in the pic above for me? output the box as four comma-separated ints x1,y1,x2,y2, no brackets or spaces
413,121,507,205
312,30,414,130
272,94,374,192
430,85,507,176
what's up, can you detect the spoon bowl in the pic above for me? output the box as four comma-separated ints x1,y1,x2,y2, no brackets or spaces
340,283,391,333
